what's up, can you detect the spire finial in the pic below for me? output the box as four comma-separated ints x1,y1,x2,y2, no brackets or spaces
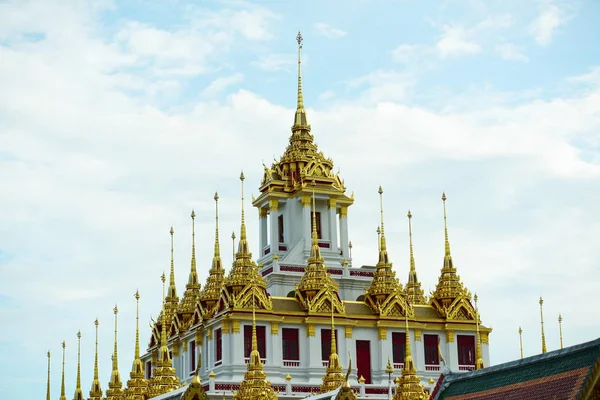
442,192,451,257
46,350,51,400
231,231,236,265
161,271,166,302
74,330,83,400
540,296,547,354
408,210,415,271
558,314,563,349
89,318,103,398
167,226,177,299
376,226,381,251
134,290,141,361
214,193,220,258
235,171,251,258
474,294,484,370
405,210,426,305
377,185,389,264
60,341,66,400
189,209,198,285
106,304,123,396
518,326,523,359
296,31,304,111
309,180,323,261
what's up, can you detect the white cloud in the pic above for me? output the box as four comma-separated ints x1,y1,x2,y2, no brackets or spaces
496,43,529,62
252,53,296,71
319,90,336,101
436,25,481,58
530,3,563,46
314,22,347,39
201,73,244,97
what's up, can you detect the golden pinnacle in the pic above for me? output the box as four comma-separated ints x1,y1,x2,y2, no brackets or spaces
378,185,383,195
240,171,245,181
170,226,174,235
214,192,219,201
191,210,196,219
161,272,166,283
408,210,412,218
135,290,140,300
442,192,447,201
77,330,82,339
94,319,99,327
231,231,236,240
114,305,118,315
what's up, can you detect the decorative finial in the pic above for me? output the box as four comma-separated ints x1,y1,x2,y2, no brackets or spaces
558,314,563,349
74,330,83,400
518,326,523,359
161,271,166,303
385,357,394,374
377,226,381,251
377,185,389,264
59,341,66,400
46,350,51,400
189,208,198,287
539,296,547,354
106,304,123,397
474,293,484,370
167,226,177,300
134,290,140,360
89,318,103,399
442,192,451,258
213,192,221,258
231,230,236,265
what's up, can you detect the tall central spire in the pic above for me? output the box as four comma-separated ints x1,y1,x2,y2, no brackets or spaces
89,319,103,400
405,210,426,305
179,210,202,322
124,290,148,400
73,331,83,400
106,306,124,400
60,341,66,400
292,31,309,130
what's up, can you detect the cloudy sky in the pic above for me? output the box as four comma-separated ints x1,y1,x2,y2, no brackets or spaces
1,0,600,398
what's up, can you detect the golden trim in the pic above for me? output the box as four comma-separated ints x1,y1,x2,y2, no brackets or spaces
378,327,387,340
328,198,337,209
259,208,268,218
182,340,188,352
481,331,489,344
232,320,240,334
195,332,203,346
306,324,315,337
173,342,180,357
414,329,422,342
208,327,213,340
446,331,454,343
271,322,279,335
301,195,311,207
345,326,352,339
269,198,279,212
339,206,348,217
222,320,230,335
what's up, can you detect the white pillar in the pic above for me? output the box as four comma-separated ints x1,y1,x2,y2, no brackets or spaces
269,199,279,255
328,198,338,254
301,195,311,251
259,208,268,256
339,206,349,260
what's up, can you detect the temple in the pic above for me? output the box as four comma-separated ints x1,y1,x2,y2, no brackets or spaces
47,32,494,400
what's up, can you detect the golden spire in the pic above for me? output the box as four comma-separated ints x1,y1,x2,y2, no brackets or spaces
147,287,180,398
431,193,471,317
558,314,563,349
295,180,344,314
106,306,124,400
231,231,236,266
518,326,523,359
89,319,103,400
124,290,148,400
47,351,51,400
292,31,308,130
199,193,226,316
232,300,277,400
60,341,67,400
179,210,202,321
320,303,344,393
377,226,381,251
164,227,179,327
73,331,83,400
474,294,484,370
540,297,547,354
393,299,428,400
405,210,425,305
365,186,406,317
223,172,272,311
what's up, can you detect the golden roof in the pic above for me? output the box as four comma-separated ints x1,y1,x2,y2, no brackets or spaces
222,172,273,311
430,193,476,320
233,306,278,400
106,306,124,400
146,299,180,398
364,187,411,318
404,210,426,305
178,211,202,327
254,32,351,204
320,311,345,393
295,181,345,314
89,320,104,400
124,291,148,400
199,193,226,317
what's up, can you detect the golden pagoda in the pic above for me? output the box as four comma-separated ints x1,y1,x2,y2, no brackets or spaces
404,210,426,305
319,308,345,393
364,186,411,317
295,180,345,314
88,320,104,400
232,302,277,400
430,193,476,320
106,306,124,400
198,192,226,318
393,308,428,400
177,210,202,329
73,331,84,400
123,290,148,400
221,172,273,311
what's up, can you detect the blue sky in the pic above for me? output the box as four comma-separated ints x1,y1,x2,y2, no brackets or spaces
1,0,600,399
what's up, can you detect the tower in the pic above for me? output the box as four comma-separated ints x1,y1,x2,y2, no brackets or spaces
252,31,354,297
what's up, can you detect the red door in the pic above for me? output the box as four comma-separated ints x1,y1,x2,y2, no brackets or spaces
356,340,372,384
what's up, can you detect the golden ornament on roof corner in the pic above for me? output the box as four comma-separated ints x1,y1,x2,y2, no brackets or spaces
295,180,345,314
222,171,273,311
365,186,411,318
430,193,476,321
393,302,428,400
320,303,345,393
232,295,278,400
199,193,226,318
177,210,202,328
124,290,148,400
106,306,124,400
404,210,426,305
